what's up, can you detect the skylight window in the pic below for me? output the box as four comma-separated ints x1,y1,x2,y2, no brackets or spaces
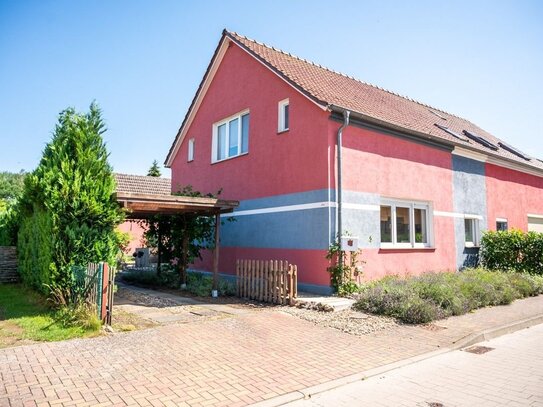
498,142,531,161
462,130,498,150
429,110,447,120
434,124,469,142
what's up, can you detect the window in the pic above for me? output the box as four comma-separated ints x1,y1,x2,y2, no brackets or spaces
464,218,480,247
188,138,194,162
278,99,289,132
212,111,249,162
496,218,508,231
380,199,432,248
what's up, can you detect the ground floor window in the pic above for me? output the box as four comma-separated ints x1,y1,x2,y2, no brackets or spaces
380,199,432,248
496,218,508,231
464,217,480,247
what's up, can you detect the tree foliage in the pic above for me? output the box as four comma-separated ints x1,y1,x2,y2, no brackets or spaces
0,171,27,245
142,186,225,285
17,103,125,294
147,160,162,177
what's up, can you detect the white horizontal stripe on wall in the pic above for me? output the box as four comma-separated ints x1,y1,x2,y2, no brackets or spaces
434,210,483,220
221,201,483,220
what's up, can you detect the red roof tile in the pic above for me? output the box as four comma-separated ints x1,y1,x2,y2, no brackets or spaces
226,31,542,172
114,173,171,196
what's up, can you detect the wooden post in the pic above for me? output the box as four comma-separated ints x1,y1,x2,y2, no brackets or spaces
288,264,294,306
157,226,162,275
212,212,220,291
236,259,240,297
101,263,109,322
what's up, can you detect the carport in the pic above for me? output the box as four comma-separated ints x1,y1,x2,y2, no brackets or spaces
114,177,238,290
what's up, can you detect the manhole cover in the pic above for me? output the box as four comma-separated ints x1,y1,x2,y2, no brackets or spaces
463,345,494,354
427,402,444,407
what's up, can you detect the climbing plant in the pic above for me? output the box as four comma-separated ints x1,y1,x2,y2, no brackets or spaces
326,234,364,296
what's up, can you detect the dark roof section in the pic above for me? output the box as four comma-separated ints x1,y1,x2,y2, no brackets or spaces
498,142,531,161
224,30,543,172
434,124,469,142
462,130,498,151
114,173,171,196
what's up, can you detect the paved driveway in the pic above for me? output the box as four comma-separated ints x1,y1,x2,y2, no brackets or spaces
287,323,543,407
2,294,543,407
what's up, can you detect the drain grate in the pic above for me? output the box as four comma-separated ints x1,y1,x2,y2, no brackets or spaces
427,402,444,407
463,345,494,354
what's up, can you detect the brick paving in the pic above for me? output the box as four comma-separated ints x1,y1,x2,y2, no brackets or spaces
1,294,542,407
287,323,543,407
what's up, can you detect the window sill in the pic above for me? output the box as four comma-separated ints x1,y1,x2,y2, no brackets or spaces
464,244,480,249
277,128,289,135
211,152,249,165
379,247,436,253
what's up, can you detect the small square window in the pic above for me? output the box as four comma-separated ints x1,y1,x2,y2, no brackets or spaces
278,99,289,132
464,218,479,247
188,138,194,162
496,219,508,231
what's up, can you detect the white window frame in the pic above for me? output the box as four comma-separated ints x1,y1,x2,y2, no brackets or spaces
278,99,289,132
211,109,249,163
496,217,508,232
380,198,433,249
187,138,194,162
464,217,480,247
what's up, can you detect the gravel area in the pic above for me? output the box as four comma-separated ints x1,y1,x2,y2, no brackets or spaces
116,286,184,307
280,307,399,336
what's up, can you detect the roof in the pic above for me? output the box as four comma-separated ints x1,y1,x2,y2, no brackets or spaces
114,173,172,196
166,30,542,174
114,173,238,217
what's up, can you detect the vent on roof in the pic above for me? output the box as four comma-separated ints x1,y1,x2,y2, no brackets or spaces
498,142,531,161
429,110,447,120
462,130,498,150
434,124,469,142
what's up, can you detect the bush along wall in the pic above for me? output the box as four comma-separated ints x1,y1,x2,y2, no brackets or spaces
17,104,124,295
480,229,543,275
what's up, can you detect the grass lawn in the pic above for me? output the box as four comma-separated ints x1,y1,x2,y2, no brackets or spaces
0,284,100,349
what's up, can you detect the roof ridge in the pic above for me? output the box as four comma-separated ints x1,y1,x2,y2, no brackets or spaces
226,30,463,120
114,172,171,180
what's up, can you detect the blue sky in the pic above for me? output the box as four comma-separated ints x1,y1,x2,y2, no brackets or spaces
1,0,542,176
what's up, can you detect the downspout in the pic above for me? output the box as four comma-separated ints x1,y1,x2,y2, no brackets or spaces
337,110,350,270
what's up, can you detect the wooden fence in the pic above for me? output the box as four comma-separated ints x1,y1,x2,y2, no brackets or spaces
75,263,116,325
236,259,297,305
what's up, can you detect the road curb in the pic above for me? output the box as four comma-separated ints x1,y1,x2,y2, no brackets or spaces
249,313,543,407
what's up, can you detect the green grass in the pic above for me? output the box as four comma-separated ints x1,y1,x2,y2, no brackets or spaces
0,284,100,346
354,269,543,324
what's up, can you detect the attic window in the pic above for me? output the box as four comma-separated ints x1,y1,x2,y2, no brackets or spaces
462,130,498,151
429,110,447,120
498,142,530,161
434,124,469,142
278,99,289,132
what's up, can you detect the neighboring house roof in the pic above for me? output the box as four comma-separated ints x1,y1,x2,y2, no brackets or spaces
114,173,171,196
166,30,542,174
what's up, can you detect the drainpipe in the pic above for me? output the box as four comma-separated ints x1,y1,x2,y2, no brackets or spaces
337,110,350,270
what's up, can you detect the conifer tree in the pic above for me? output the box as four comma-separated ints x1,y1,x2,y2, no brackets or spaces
147,160,162,177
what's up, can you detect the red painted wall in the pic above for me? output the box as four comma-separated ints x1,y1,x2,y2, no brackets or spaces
170,43,330,201
486,163,543,230
117,220,146,255
339,123,457,279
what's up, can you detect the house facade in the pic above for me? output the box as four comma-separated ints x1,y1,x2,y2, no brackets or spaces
165,30,543,294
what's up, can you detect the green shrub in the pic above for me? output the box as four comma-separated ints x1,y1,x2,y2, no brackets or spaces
480,229,543,274
354,269,543,324
186,273,236,297
17,104,125,296
55,303,101,331
121,269,179,289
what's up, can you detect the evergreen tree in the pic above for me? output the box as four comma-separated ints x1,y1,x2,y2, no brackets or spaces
147,160,162,177
18,103,125,293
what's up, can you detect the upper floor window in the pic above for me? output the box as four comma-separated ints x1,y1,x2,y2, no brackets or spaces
278,99,289,132
380,199,432,248
188,138,194,162
212,110,249,163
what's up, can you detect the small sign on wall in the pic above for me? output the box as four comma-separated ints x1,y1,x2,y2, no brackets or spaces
340,236,359,251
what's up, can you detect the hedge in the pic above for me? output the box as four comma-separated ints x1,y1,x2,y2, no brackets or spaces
480,229,543,275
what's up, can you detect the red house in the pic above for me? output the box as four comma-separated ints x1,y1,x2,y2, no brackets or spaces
164,30,543,294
